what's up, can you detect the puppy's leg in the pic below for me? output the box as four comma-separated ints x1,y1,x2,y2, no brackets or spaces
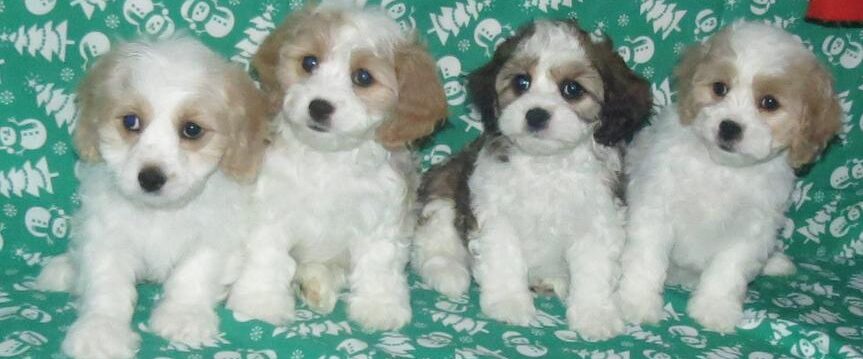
296,260,346,314
617,203,673,325
762,251,796,277
149,248,224,345
347,229,412,331
413,198,471,298
474,217,535,326
62,248,140,359
35,253,76,293
688,234,773,333
227,225,296,325
565,203,625,340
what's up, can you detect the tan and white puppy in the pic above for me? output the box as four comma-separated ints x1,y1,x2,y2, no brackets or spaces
413,20,651,340
618,22,842,332
226,4,446,331
35,37,268,359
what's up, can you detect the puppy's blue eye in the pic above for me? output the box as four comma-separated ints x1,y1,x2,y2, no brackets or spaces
301,55,318,73
512,74,531,95
560,80,585,100
122,114,141,132
352,69,374,87
181,122,204,140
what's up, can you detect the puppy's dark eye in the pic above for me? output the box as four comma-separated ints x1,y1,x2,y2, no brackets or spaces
512,74,531,95
712,81,729,97
181,122,204,140
122,113,141,132
352,69,374,87
760,95,780,112
559,80,585,100
301,55,318,73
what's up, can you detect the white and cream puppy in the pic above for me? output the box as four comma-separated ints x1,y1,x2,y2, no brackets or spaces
617,22,842,332
35,37,268,358
413,20,652,340
226,4,446,331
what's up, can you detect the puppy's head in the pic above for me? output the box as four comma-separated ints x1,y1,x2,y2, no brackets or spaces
75,37,268,207
254,4,446,152
676,22,842,168
467,20,651,155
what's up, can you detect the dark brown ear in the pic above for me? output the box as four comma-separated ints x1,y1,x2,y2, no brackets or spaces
74,49,122,162
466,23,535,135
788,62,842,168
220,66,270,183
581,31,652,146
674,41,710,125
375,40,447,150
252,9,311,114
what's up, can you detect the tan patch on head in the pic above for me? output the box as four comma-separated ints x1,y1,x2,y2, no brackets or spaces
172,101,220,152
549,62,604,121
219,65,269,182
75,50,126,162
351,50,398,117
675,29,736,125
494,55,537,108
781,58,842,168
375,40,447,149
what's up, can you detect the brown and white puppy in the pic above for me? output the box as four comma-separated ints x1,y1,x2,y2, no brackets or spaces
618,22,842,333
413,20,651,340
227,3,446,331
35,37,268,359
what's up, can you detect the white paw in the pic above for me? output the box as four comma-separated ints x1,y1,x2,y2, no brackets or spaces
618,284,664,325
567,304,624,341
480,290,536,326
348,293,411,331
227,288,294,325
35,254,76,292
149,303,218,345
300,278,338,314
687,293,742,333
63,315,140,359
420,256,471,298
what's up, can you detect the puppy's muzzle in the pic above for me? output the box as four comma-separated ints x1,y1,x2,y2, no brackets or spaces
138,166,167,193
525,107,551,132
308,98,335,132
717,119,743,151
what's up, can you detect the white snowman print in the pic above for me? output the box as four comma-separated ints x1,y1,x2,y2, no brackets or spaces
24,0,56,15
78,31,111,68
123,0,176,39
822,35,863,70
0,118,46,154
502,331,548,357
437,55,467,106
23,206,69,242
617,36,655,68
474,18,512,56
180,0,235,38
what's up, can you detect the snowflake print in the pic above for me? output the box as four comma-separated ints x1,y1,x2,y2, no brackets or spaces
530,328,545,336
814,190,826,203
289,0,303,10
595,20,607,32
725,0,739,9
0,0,5,14
414,321,428,329
618,14,630,27
0,90,14,105
642,66,655,79
291,349,304,359
540,301,554,310
3,203,16,217
60,68,75,82
567,11,578,20
250,325,264,341
673,42,686,55
458,335,474,344
105,14,120,29
70,192,81,207
52,141,68,155
228,0,240,5
458,39,471,52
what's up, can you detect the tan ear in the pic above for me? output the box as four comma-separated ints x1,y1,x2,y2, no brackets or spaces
252,10,310,114
788,63,842,168
673,41,709,125
375,40,447,150
74,50,121,162
220,66,271,183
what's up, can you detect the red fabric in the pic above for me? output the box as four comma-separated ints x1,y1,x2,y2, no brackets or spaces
807,0,863,22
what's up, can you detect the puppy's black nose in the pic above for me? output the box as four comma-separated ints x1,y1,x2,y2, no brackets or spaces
718,120,743,143
525,108,550,132
138,166,166,193
308,99,334,125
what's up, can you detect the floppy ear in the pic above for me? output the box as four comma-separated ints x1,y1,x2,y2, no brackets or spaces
252,10,310,114
74,49,122,163
582,33,652,146
220,66,271,183
788,62,842,169
674,41,710,125
375,40,447,150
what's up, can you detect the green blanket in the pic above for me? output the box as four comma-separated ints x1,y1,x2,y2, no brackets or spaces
1,0,862,358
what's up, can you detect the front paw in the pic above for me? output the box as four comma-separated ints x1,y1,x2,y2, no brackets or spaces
149,303,218,345
618,283,664,325
687,293,742,333
63,315,140,359
348,293,411,331
227,288,295,325
480,290,536,326
300,277,338,314
567,304,624,341
420,256,471,298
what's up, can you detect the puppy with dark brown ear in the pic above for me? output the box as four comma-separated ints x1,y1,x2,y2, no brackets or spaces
413,20,651,340
226,3,446,331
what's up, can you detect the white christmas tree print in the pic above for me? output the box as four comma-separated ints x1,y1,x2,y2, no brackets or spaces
428,0,491,45
640,0,686,40
521,0,573,13
0,157,58,198
231,4,277,71
28,78,77,134
71,0,108,19
0,21,74,62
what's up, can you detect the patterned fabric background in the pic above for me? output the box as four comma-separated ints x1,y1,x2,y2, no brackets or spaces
0,0,861,358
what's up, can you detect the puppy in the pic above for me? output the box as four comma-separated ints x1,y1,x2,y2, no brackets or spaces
413,20,651,340
35,37,268,358
617,22,842,332
226,4,446,331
